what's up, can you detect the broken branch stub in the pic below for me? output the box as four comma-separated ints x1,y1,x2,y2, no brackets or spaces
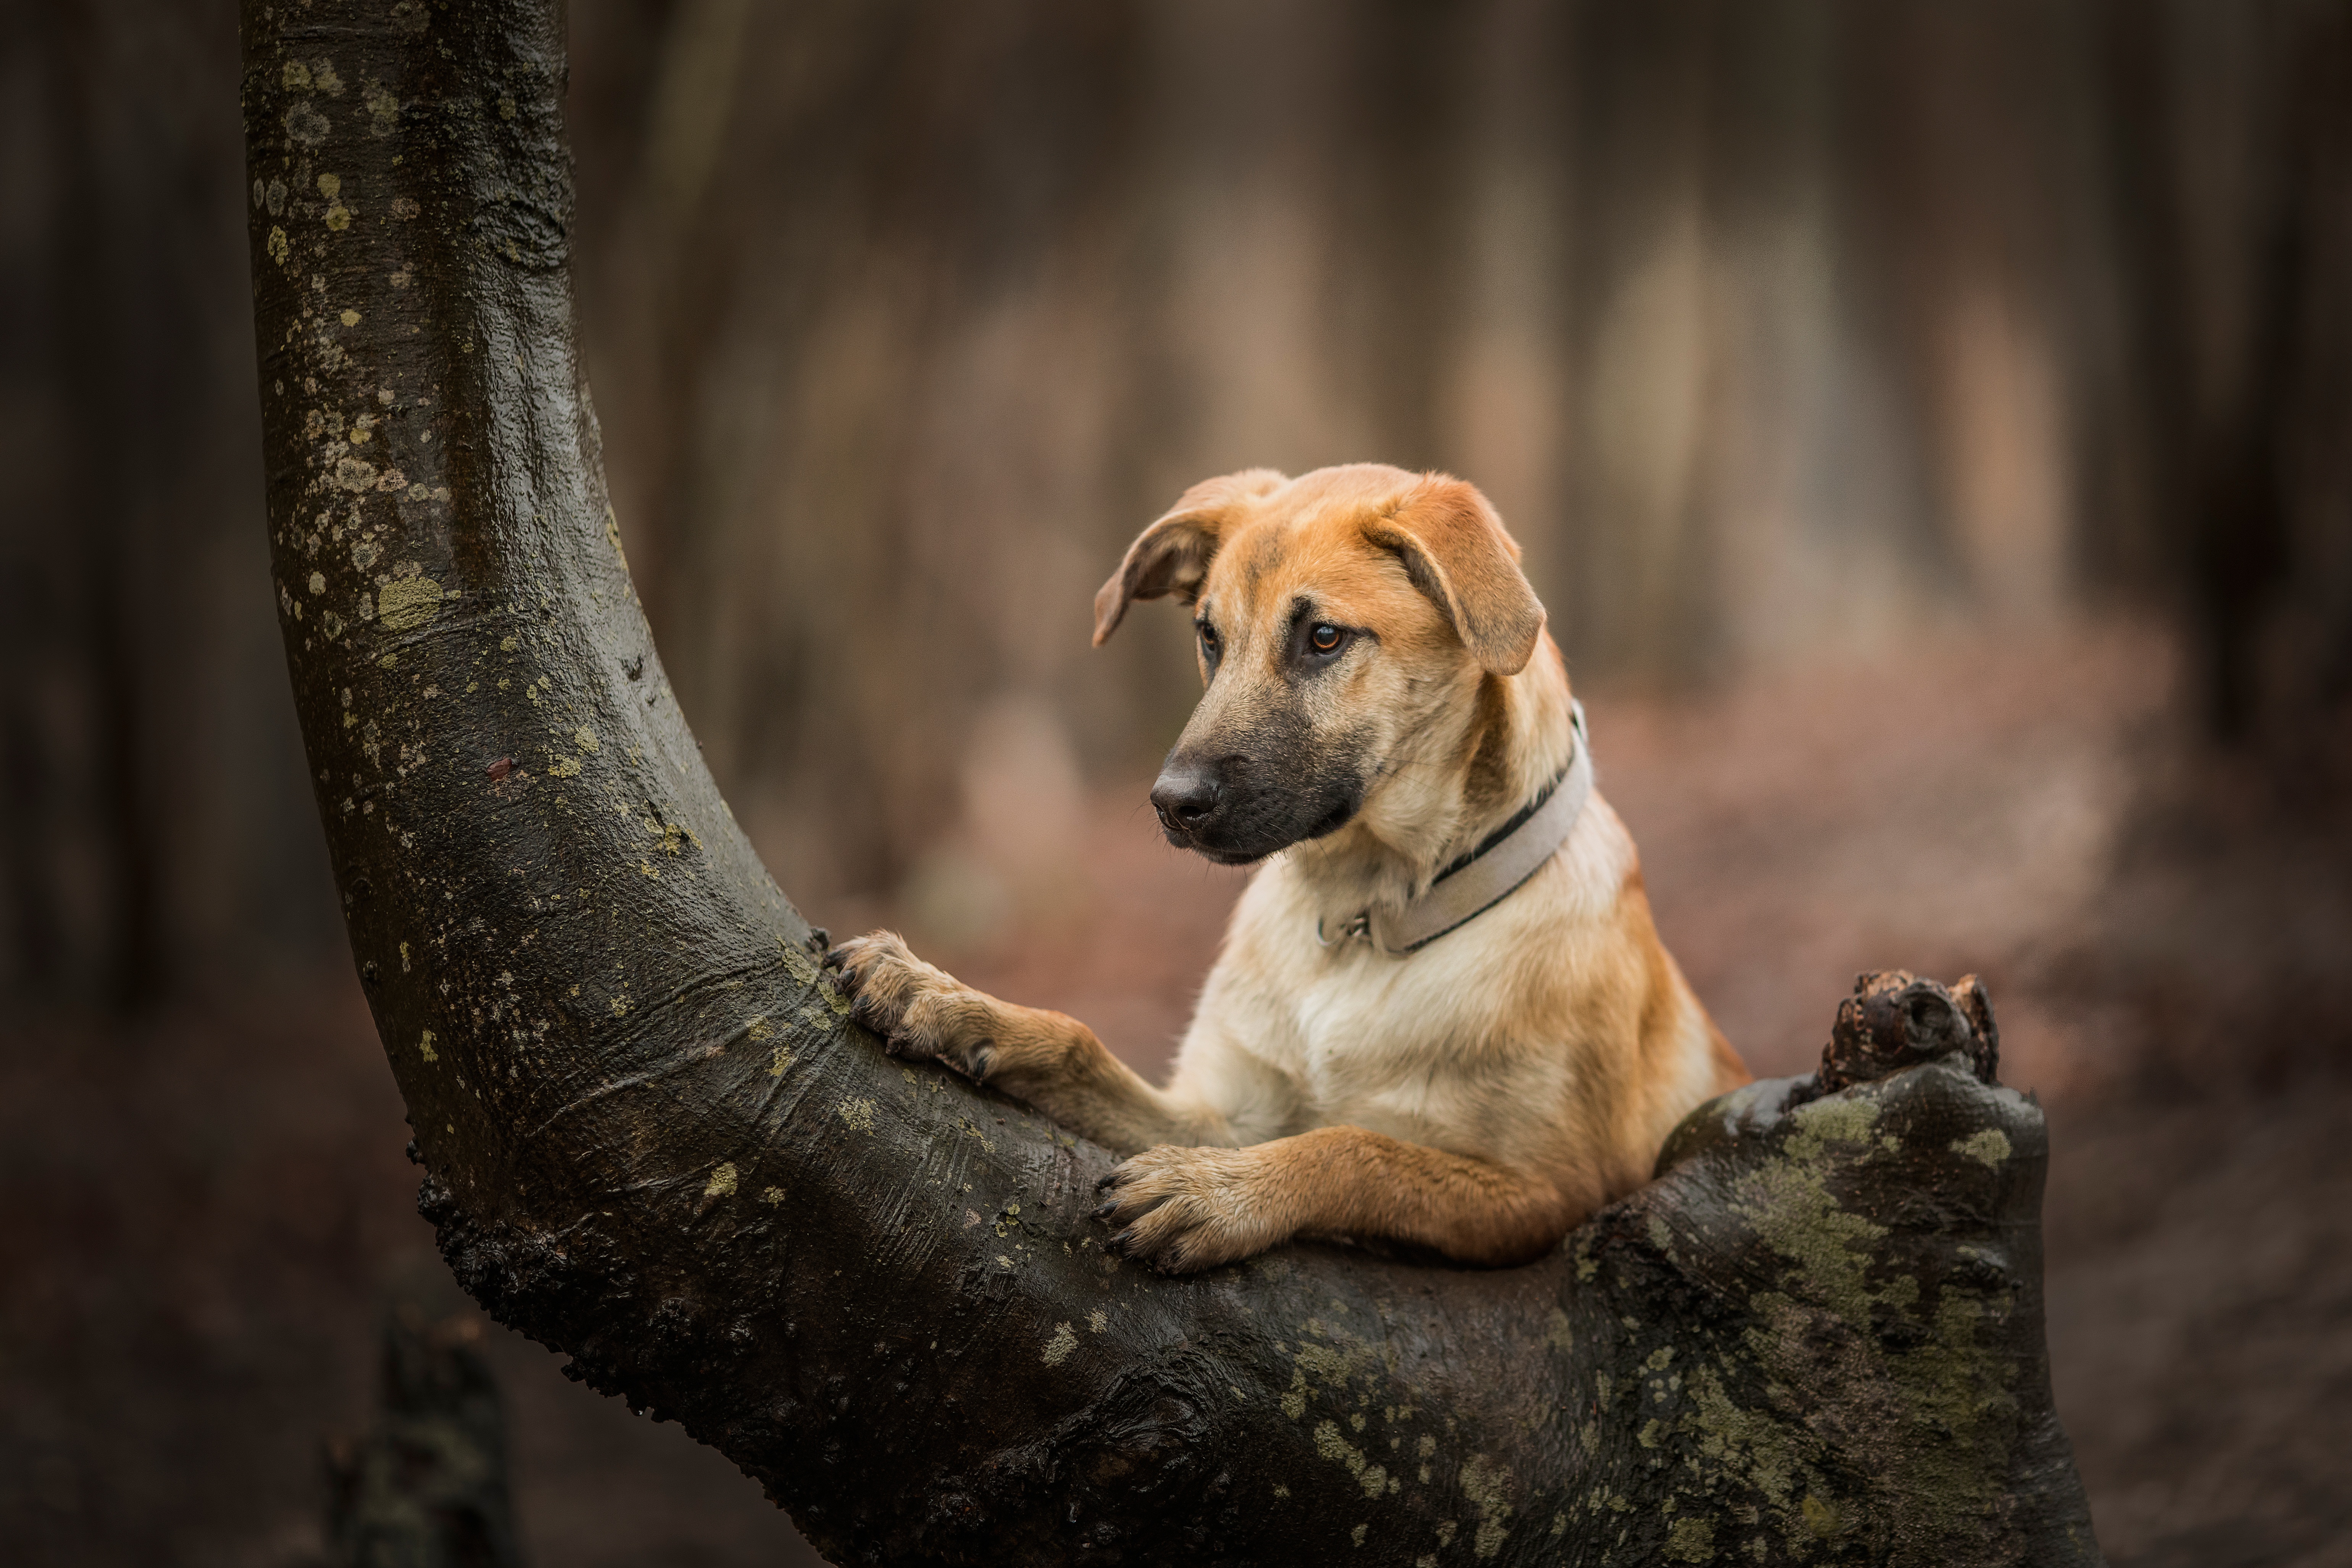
237,0,2101,1560
1808,969,2004,1096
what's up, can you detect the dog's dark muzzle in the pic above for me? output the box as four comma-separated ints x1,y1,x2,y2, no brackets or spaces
1149,752,1360,864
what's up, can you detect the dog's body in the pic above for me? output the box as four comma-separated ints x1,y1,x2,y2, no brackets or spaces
831,464,1747,1272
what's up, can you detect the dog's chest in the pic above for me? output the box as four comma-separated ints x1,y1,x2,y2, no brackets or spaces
1201,859,1602,1150
1247,944,1544,1141
1288,961,1450,1084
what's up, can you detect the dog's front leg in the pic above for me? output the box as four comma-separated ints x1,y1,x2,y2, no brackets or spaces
1095,1125,1579,1273
825,930,1230,1155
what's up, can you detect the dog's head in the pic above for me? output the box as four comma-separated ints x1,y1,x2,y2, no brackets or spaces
1094,464,1546,865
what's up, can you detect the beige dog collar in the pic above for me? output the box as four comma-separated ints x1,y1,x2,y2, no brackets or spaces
1321,700,1593,958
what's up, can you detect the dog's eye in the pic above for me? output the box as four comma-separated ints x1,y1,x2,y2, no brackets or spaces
1197,623,1220,658
1308,623,1345,655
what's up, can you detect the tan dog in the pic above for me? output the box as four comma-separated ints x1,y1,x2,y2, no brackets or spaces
828,464,1747,1272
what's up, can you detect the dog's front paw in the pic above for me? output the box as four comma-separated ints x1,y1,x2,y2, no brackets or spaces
1094,1146,1287,1274
823,931,995,1080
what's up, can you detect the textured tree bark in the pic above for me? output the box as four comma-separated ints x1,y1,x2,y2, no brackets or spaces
238,3,2104,1562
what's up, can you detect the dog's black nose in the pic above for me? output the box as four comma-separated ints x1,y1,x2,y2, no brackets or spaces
1150,765,1221,833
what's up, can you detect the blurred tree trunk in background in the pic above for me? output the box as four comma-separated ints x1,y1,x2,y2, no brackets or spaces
4,0,2349,1004
2101,0,2352,752
2,0,332,1005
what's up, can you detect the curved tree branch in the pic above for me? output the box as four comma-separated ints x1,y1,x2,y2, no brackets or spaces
238,3,2103,1562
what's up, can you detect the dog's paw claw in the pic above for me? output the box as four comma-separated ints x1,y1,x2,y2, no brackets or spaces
1090,1146,1280,1273
822,930,1008,1081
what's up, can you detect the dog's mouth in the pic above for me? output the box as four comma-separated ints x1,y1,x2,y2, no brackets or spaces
1161,787,1361,865
1298,795,1360,842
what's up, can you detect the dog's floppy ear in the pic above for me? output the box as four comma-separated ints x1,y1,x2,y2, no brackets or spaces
1363,476,1546,675
1092,468,1287,646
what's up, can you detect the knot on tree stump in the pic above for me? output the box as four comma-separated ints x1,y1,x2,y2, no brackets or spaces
1813,970,2000,1097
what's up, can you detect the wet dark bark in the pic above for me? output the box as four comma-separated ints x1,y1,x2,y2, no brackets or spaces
238,3,2102,1562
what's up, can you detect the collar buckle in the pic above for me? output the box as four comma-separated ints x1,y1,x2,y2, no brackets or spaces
1315,911,1373,948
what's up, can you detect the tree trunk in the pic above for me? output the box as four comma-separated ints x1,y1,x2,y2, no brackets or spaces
237,3,2103,1562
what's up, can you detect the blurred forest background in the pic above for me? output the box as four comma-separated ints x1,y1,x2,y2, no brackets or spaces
4,1,2350,1565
